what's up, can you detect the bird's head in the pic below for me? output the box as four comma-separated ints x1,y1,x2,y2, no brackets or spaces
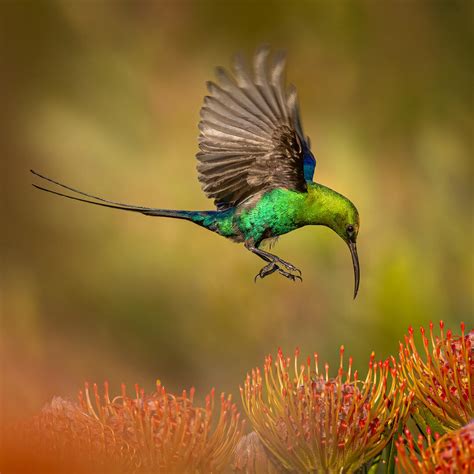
307,183,360,298
330,197,360,299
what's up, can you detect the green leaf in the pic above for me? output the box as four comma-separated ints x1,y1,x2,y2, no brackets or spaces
412,403,449,438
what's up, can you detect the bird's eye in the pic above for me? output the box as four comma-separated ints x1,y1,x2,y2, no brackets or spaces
347,225,354,234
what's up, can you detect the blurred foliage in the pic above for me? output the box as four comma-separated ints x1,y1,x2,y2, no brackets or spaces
1,0,472,425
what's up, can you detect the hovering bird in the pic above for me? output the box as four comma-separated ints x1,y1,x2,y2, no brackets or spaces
32,46,360,297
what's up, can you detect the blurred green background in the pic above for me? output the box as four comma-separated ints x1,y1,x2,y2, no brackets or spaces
1,0,472,422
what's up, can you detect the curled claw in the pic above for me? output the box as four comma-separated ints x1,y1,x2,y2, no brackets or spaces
275,258,302,276
281,265,302,278
277,267,303,282
289,266,302,276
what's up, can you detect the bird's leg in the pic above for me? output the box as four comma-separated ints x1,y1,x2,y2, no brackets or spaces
253,262,279,282
245,242,302,282
251,246,302,276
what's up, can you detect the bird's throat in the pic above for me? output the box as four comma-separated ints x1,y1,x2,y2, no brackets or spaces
301,182,354,229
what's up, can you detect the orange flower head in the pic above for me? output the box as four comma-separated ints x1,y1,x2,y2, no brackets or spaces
399,321,473,429
3,381,244,473
241,346,413,473
396,422,474,473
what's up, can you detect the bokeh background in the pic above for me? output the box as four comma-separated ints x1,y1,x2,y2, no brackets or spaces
2,0,472,423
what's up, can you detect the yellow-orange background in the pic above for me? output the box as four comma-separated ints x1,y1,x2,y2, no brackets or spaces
2,0,472,422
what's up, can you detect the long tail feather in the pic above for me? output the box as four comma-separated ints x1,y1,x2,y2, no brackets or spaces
31,170,192,220
31,169,151,210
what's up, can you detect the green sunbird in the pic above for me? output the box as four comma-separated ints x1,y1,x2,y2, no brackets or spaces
32,46,360,297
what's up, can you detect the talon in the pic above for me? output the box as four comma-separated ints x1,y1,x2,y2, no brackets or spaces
287,267,302,276
275,258,301,276
290,267,302,277
275,266,303,282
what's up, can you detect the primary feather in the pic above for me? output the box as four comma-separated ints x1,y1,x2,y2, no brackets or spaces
197,45,316,211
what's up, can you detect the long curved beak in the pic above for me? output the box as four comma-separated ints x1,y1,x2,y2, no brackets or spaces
348,241,360,299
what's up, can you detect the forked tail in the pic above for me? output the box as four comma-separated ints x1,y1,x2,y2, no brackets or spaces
30,170,219,228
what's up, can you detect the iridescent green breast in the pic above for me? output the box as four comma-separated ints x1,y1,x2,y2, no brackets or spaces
235,188,307,244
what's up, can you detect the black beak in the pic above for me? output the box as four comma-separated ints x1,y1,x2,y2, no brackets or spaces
348,241,360,299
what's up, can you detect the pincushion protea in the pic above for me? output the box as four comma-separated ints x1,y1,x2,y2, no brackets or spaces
241,347,413,473
399,322,473,430
2,381,244,473
3,396,137,473
395,422,474,473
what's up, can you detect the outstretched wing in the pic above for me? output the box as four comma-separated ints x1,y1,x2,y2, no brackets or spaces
197,46,316,210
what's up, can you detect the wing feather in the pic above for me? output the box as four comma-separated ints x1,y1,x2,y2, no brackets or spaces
254,46,283,119
199,118,272,145
233,53,279,122
269,50,289,120
206,82,272,134
200,104,268,139
197,46,316,210
213,69,275,130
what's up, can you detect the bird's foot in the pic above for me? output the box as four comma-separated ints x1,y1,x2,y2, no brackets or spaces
276,265,303,282
254,262,302,282
274,257,302,276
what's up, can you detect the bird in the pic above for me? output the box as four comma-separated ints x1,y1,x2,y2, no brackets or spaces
31,46,360,297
